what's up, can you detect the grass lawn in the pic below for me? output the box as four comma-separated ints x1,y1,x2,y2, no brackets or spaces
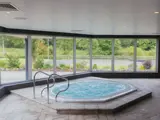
0,48,25,58
0,47,156,64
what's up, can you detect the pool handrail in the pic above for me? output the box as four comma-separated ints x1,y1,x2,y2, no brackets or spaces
54,75,70,102
33,71,70,104
33,71,50,99
40,74,70,102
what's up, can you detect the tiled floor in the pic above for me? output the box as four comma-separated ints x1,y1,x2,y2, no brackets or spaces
12,77,151,114
1,78,160,120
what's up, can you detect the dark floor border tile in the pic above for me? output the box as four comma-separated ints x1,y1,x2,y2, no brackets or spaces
0,73,91,99
0,86,10,99
92,72,159,78
0,72,158,100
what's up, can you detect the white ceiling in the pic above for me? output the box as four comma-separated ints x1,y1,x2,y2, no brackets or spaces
0,0,160,35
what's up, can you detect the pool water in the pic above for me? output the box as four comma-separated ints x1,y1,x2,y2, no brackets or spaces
50,77,136,102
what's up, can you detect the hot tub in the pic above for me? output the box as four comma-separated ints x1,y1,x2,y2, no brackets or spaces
49,77,137,102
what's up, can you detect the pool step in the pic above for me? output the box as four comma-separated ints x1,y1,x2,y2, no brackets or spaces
56,91,152,114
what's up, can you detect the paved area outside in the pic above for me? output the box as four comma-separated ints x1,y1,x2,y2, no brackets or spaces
1,78,160,120
0,58,156,84
0,71,73,84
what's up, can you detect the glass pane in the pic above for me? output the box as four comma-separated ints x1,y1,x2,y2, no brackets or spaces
92,39,112,71
114,39,134,72
56,37,73,75
32,36,53,79
136,39,156,72
0,34,26,84
76,38,90,73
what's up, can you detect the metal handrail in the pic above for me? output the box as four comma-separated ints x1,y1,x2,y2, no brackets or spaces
33,71,70,104
40,78,55,97
54,75,69,102
41,73,56,104
40,74,70,102
33,71,50,99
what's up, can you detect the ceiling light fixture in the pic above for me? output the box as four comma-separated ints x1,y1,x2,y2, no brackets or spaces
71,30,84,32
14,17,27,20
154,12,159,14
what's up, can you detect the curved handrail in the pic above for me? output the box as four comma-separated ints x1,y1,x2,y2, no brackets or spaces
40,78,55,97
33,71,70,104
40,73,70,102
40,73,62,103
54,75,69,102
33,71,50,99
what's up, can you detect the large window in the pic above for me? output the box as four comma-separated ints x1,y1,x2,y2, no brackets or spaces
114,39,134,72
32,36,53,79
0,34,26,84
0,33,158,85
56,37,73,75
76,38,90,73
136,39,156,72
92,39,112,71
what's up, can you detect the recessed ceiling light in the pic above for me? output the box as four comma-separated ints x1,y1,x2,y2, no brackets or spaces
71,30,84,32
14,17,27,20
154,12,159,14
6,11,10,14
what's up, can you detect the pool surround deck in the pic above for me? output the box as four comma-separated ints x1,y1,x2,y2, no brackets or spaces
12,77,152,114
